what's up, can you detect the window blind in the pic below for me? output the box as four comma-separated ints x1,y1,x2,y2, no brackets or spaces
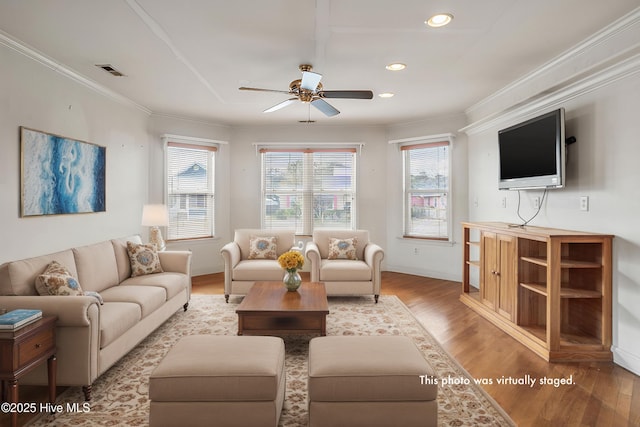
166,142,216,240
261,148,356,234
402,141,449,239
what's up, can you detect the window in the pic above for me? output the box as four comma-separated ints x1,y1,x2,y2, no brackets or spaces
165,140,216,240
402,140,450,240
261,148,356,234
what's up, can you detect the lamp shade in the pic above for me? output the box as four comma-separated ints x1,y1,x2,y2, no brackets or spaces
141,204,169,227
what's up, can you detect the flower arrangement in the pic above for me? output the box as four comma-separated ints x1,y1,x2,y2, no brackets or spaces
278,250,305,272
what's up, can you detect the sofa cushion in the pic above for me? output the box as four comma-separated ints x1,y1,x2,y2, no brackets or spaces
248,236,278,260
99,302,142,348
127,242,163,277
320,259,372,282
328,237,358,260
111,235,143,283
234,229,295,260
73,240,120,292
120,272,187,300
233,260,284,281
100,285,167,318
1,249,77,296
35,261,84,296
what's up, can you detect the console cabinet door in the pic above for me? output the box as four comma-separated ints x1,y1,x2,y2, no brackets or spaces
480,231,516,321
496,234,517,321
480,232,498,311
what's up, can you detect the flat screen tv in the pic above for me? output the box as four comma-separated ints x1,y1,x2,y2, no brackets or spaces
498,108,565,190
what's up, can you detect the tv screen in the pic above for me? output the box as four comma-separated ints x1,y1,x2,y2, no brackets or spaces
498,108,565,190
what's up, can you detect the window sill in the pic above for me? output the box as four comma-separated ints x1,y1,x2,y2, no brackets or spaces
396,236,455,247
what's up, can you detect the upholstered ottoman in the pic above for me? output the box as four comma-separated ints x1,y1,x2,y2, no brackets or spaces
308,335,437,427
149,335,286,427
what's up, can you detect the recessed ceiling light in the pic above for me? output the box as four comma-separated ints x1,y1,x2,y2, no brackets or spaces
385,63,406,71
378,92,395,98
426,13,453,28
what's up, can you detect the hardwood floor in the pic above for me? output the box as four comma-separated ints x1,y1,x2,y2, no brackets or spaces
3,271,637,426
194,271,640,427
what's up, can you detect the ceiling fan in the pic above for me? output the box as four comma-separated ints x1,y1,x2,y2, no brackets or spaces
239,64,373,117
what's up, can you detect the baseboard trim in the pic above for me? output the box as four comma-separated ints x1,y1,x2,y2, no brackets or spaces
385,265,461,283
612,345,640,376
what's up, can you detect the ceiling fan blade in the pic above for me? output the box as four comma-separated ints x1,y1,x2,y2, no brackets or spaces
264,98,298,113
311,98,340,117
239,86,291,95
320,90,374,99
301,71,322,91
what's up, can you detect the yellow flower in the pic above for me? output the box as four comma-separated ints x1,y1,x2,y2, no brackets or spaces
278,250,305,272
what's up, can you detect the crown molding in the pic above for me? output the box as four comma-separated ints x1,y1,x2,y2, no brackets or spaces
0,29,151,115
465,7,640,120
460,51,640,135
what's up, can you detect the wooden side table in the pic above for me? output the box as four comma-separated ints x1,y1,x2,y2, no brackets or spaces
0,316,57,427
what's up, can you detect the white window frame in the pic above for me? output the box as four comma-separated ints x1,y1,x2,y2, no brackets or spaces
163,134,225,241
257,143,361,235
391,134,454,241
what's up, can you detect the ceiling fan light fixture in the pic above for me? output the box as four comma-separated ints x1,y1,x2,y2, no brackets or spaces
378,92,394,98
385,63,406,71
426,13,453,28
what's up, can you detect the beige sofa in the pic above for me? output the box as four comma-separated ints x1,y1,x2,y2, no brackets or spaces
0,235,191,401
220,229,295,302
305,230,384,303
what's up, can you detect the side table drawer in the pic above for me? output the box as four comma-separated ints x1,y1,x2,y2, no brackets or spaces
18,328,55,367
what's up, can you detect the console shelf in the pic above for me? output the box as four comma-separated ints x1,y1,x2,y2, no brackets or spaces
460,222,613,362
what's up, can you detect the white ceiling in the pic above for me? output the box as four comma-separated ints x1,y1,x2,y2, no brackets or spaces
1,0,638,126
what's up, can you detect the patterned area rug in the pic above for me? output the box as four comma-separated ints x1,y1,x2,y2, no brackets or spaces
29,294,515,426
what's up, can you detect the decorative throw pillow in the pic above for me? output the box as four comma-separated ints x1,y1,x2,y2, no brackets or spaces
328,237,358,260
35,260,84,296
248,236,277,260
127,241,163,277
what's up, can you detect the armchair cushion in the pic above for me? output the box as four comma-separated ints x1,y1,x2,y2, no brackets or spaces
320,260,372,281
234,229,295,260
328,237,358,260
313,230,370,260
248,236,277,260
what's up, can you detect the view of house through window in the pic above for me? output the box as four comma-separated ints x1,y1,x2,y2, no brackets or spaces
166,141,216,240
261,148,356,235
402,140,450,240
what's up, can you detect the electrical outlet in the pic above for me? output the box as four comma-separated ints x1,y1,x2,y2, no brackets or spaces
580,196,589,211
501,197,507,208
413,247,419,255
533,197,540,209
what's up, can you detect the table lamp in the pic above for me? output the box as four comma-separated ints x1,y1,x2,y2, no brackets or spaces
141,204,169,251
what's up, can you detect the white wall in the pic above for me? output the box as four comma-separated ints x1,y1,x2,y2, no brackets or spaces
385,115,469,281
0,42,150,263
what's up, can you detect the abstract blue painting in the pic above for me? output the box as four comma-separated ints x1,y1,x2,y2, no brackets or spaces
21,127,106,216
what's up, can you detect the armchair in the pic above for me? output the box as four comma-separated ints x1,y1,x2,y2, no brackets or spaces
220,229,295,302
305,229,384,303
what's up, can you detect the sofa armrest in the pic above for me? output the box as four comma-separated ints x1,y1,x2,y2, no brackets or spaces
364,243,384,267
364,243,385,295
220,242,241,295
158,250,192,275
0,295,99,327
305,242,321,282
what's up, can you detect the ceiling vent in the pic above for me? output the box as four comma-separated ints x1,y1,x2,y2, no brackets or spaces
96,64,125,77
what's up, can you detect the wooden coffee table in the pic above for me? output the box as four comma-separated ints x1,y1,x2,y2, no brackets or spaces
236,281,329,336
